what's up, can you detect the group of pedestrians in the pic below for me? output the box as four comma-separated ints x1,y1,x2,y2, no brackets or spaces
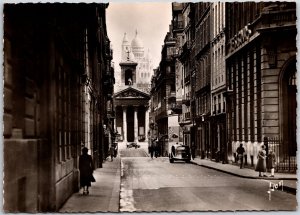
236,144,276,177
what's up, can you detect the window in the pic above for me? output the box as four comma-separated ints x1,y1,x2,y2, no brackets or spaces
125,69,133,85
218,95,221,113
56,62,71,162
214,96,216,113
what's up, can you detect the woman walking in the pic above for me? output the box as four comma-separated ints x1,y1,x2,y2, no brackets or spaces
267,150,276,177
255,145,267,177
79,147,95,195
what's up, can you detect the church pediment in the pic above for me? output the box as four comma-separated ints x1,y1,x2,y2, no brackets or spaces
114,87,150,100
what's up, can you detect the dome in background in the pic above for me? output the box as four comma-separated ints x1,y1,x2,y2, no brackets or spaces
131,30,144,48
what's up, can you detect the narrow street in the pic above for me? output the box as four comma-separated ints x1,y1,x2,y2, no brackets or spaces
3,3,297,213
119,145,297,212
59,143,297,212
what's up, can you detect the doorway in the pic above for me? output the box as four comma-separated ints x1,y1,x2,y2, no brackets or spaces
281,58,297,156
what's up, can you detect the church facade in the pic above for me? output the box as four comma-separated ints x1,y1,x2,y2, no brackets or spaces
113,31,152,143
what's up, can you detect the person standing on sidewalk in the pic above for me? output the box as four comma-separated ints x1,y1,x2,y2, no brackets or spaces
110,145,114,161
191,142,196,160
255,145,267,177
236,144,245,169
79,147,95,195
267,150,276,177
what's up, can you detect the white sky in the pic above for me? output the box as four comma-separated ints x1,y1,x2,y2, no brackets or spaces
106,2,172,72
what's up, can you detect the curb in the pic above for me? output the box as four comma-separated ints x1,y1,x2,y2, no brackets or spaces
190,161,297,195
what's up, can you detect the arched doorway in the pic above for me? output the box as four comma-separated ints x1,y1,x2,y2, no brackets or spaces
280,58,297,172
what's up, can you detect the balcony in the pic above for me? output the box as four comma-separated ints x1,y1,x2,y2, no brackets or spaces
259,8,296,30
182,96,190,106
179,40,191,61
172,20,184,31
107,110,115,119
169,91,176,98
171,102,182,114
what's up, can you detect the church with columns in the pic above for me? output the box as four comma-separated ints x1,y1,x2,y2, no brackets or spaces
113,31,152,143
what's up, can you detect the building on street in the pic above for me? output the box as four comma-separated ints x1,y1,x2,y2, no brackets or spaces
191,3,212,159
210,2,226,162
178,3,194,149
150,24,180,156
3,3,114,212
159,2,297,172
114,32,151,144
225,2,297,171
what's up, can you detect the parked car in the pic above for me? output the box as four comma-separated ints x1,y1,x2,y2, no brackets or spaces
126,142,140,149
169,144,191,163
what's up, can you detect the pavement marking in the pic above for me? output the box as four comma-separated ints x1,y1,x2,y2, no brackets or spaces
120,159,137,212
121,160,124,177
119,186,136,212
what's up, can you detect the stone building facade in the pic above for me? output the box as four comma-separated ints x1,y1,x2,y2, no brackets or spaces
114,32,154,144
3,3,114,212
161,2,297,172
210,2,226,162
225,2,297,170
193,3,212,159
150,25,179,156
114,57,150,143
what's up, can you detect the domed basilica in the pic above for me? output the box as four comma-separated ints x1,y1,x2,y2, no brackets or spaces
113,31,152,144
115,30,153,93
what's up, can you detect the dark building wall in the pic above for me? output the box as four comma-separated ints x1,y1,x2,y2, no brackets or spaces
3,3,112,212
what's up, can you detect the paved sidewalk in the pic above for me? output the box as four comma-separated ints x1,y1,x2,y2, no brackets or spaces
59,157,121,213
190,158,297,193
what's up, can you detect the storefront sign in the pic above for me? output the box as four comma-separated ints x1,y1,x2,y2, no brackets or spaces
228,25,252,54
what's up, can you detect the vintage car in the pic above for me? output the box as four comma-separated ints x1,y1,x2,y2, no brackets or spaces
169,144,191,163
126,142,140,149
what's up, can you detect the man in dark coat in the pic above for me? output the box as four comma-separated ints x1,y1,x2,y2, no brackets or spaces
236,144,245,169
79,147,95,195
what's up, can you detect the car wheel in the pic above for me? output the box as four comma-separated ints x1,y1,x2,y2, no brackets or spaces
169,159,174,163
186,159,190,163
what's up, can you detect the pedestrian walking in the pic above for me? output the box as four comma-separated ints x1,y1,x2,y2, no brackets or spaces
110,145,114,161
150,146,154,159
191,143,196,160
267,150,276,177
79,147,95,195
255,145,267,177
114,144,118,157
236,144,245,169
151,138,157,158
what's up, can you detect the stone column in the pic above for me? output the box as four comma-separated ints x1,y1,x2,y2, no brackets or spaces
122,106,127,143
134,106,138,143
145,106,149,142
